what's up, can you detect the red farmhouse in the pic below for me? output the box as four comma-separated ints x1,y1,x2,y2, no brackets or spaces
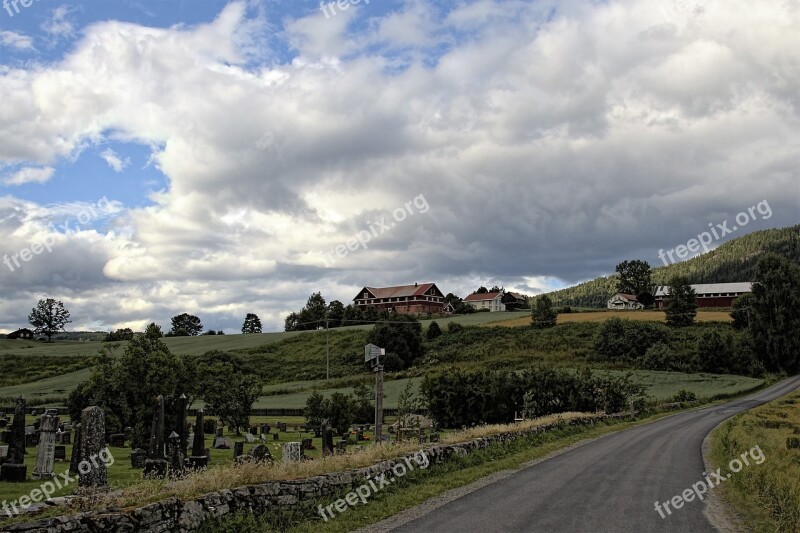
353,283,445,314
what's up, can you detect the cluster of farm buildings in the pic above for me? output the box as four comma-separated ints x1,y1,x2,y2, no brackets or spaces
351,281,754,316
606,282,753,310
352,283,527,314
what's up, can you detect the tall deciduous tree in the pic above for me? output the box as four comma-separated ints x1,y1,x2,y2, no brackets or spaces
28,298,71,342
749,254,800,374
68,333,185,448
366,315,423,370
664,276,697,327
531,295,557,329
169,313,203,336
188,351,262,435
615,260,652,296
241,313,262,334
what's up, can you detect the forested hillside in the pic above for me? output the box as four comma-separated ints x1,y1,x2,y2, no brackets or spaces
548,225,800,308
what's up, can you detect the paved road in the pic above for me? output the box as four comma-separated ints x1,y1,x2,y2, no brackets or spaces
391,375,800,533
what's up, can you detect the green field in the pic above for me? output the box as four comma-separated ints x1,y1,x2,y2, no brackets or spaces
256,370,763,409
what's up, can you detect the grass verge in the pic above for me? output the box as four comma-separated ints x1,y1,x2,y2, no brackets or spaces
708,388,800,532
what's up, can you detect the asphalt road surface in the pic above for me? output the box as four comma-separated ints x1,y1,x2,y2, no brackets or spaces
391,375,800,533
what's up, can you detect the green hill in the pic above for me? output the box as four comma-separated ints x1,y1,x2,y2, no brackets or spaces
547,225,800,308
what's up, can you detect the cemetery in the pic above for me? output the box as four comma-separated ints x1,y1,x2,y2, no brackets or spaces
0,398,410,515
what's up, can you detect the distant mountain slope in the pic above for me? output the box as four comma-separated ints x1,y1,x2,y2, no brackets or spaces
547,225,800,308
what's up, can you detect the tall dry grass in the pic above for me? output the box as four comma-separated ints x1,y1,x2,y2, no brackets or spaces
86,412,603,511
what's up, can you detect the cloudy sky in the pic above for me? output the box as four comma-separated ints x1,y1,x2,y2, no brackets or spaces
0,0,798,333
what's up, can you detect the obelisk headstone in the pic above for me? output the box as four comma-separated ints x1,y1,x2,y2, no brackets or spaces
33,411,60,479
143,395,167,478
167,431,184,478
175,394,187,457
188,409,208,469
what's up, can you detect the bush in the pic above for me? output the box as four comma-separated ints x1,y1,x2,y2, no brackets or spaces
558,306,573,314
447,322,464,334
641,343,695,372
426,321,442,341
594,318,669,360
672,389,697,403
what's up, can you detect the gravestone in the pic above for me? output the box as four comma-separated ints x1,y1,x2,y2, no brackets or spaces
244,433,255,444
130,448,147,469
54,445,67,462
233,441,244,459
69,423,82,476
273,433,280,441
282,442,302,463
188,409,208,469
25,427,38,448
143,396,168,479
301,438,313,450
57,430,71,445
323,428,335,456
0,397,27,482
110,434,126,447
175,394,188,458
0,445,8,462
336,440,347,454
250,444,272,463
167,431,184,478
215,427,224,438
33,411,60,479
214,436,233,449
78,406,108,488
1,431,9,444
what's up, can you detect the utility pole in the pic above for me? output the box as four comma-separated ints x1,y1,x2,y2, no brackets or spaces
375,362,383,445
325,318,330,381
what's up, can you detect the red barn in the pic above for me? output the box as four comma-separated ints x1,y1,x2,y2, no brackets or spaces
654,282,752,309
353,283,445,314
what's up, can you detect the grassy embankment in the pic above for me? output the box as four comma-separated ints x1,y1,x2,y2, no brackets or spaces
709,388,800,532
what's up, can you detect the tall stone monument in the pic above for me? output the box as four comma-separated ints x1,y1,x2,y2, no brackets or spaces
188,409,208,469
175,393,188,457
78,406,108,488
69,423,82,476
167,431,185,478
143,395,168,478
33,410,60,479
0,397,27,482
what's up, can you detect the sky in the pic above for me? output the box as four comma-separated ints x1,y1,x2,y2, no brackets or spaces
0,0,798,333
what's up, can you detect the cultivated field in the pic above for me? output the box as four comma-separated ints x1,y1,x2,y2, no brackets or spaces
489,309,733,328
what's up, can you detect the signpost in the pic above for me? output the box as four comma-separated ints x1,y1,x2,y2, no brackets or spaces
365,344,385,444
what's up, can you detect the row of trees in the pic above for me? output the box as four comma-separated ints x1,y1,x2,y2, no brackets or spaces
68,327,262,447
23,299,264,341
422,367,646,427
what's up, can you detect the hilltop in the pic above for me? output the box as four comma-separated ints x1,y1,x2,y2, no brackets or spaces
547,225,800,308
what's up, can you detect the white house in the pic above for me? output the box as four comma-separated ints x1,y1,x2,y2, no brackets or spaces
464,291,506,312
607,293,644,310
